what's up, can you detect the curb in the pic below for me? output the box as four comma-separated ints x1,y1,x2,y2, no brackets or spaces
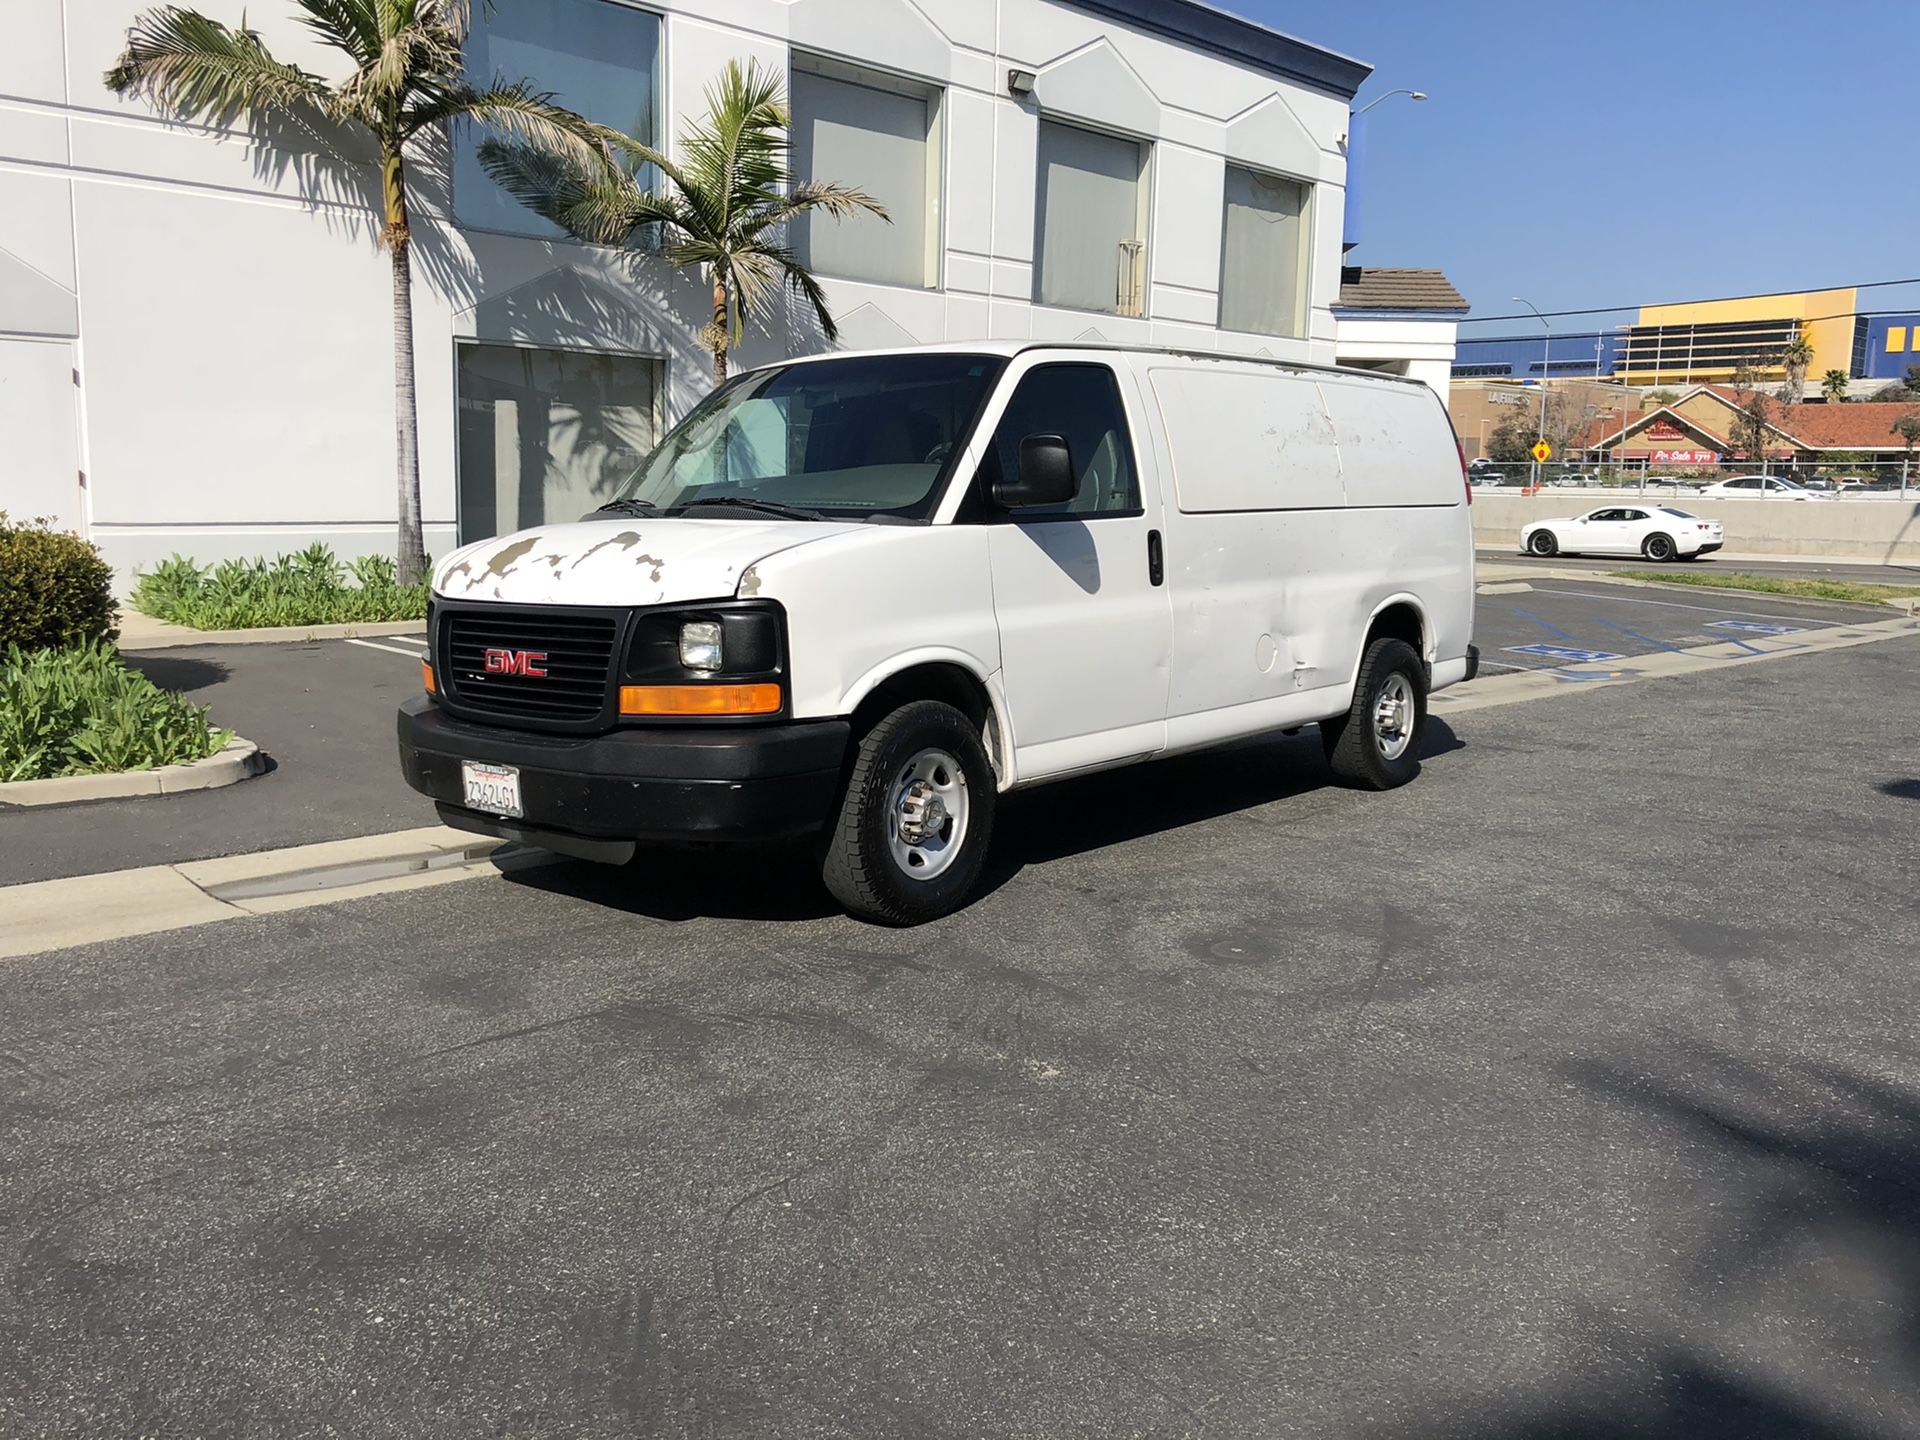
0,736,268,808
0,825,538,960
1479,562,1920,615
117,619,426,650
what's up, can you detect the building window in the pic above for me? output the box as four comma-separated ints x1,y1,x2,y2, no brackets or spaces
790,59,939,289
1217,165,1309,338
453,0,661,238
1034,121,1150,317
456,344,660,540
1889,326,1908,354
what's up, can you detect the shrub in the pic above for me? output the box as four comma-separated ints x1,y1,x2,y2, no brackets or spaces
0,514,118,650
0,642,230,781
131,543,429,629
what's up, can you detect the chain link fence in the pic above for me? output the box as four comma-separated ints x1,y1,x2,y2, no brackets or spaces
1467,459,1918,499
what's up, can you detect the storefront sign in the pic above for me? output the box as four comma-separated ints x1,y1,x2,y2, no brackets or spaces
1645,420,1688,440
1633,448,1721,464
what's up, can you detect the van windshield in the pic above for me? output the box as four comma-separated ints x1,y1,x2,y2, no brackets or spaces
607,354,1005,522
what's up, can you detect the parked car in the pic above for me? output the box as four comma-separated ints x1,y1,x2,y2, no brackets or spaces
398,344,1478,924
1521,504,1724,562
1797,475,1840,493
1698,474,1833,501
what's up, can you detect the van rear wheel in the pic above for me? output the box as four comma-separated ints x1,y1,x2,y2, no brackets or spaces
821,700,996,925
1321,638,1427,790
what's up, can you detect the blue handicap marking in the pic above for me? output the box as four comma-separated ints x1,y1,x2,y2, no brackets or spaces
1706,620,1804,636
1505,643,1624,664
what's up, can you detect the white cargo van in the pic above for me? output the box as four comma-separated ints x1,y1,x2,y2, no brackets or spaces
399,344,1477,923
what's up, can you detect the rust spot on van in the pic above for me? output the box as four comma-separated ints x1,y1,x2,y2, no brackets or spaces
479,536,539,580
568,530,644,570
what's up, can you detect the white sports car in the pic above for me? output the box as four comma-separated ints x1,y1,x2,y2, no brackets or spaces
1520,504,1725,562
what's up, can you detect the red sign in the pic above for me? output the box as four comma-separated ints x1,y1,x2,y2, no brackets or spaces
1645,420,1688,440
483,648,548,677
1619,448,1721,463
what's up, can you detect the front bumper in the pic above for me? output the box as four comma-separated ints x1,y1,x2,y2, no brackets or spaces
397,697,849,856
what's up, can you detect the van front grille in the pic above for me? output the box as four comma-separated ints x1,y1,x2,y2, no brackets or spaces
440,609,618,723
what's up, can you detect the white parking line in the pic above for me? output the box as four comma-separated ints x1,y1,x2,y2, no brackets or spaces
345,637,426,659
1527,587,1835,627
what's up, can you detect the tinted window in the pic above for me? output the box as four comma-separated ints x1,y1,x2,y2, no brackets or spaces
615,353,1003,521
980,364,1140,518
1621,509,1648,521
1659,506,1697,518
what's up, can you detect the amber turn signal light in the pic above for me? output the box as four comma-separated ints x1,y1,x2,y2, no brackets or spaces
619,682,780,717
421,659,436,694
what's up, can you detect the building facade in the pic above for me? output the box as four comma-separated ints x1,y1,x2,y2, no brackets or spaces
2,0,1370,576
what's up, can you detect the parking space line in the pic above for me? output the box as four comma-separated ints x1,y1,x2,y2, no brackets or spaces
1529,587,1834,626
345,638,426,659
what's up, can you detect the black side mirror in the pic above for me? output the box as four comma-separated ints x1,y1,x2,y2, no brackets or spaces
993,434,1077,509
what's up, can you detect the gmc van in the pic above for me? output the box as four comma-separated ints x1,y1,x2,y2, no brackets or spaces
398,343,1477,923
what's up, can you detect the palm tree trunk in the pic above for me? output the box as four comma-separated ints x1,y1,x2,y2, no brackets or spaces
711,274,730,386
384,146,428,587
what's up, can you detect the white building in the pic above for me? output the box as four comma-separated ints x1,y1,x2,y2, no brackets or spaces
1332,266,1468,393
2,0,1372,576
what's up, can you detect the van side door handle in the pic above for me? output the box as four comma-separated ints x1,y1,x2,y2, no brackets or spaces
1146,529,1164,586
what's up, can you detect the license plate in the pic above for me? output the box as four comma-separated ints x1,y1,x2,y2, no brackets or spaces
461,761,522,818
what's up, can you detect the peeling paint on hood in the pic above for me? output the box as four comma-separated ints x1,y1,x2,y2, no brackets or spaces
432,518,865,607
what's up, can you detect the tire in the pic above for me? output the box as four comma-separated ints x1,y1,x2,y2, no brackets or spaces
820,700,996,925
1528,530,1559,557
1643,532,1677,562
1320,638,1427,790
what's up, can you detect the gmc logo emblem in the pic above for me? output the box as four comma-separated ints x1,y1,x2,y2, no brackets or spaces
482,648,548,677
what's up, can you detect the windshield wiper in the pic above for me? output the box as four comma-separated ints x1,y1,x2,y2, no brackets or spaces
672,496,830,522
590,497,661,517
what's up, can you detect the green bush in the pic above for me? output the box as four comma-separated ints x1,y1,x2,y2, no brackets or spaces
0,642,230,781
0,514,119,650
131,543,429,629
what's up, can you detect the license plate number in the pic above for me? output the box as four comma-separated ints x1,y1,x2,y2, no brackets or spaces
461,761,522,818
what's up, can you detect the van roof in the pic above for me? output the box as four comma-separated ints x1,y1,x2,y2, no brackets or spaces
767,341,1430,389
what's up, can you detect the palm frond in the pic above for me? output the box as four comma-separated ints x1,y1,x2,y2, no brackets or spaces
474,140,682,245
405,79,623,166
104,7,330,123
770,245,841,342
339,16,464,116
741,180,887,240
293,0,381,67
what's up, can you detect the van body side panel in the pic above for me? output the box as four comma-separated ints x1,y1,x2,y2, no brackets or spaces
745,526,1001,724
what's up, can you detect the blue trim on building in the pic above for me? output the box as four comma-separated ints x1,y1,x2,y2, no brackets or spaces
1855,313,1920,380
1065,0,1372,99
1453,331,1623,378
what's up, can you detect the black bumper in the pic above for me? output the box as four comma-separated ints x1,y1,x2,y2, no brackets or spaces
397,697,848,855
1465,644,1480,682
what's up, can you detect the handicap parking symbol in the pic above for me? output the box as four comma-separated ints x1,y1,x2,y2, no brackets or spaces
1706,620,1804,636
1505,643,1624,665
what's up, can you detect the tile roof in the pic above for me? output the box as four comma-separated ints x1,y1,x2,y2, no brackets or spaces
1580,399,1920,452
1335,267,1469,312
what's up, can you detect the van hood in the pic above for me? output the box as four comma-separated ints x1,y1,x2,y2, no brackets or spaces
432,518,866,607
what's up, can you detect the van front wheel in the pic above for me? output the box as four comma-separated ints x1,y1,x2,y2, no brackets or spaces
821,700,996,925
1321,638,1427,790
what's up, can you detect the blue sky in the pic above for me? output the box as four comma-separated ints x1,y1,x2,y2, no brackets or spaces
1228,0,1920,331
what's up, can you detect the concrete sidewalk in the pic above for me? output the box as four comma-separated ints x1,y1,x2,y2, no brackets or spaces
117,611,426,650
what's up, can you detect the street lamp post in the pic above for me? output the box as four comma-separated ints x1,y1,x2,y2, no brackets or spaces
1354,87,1429,117
1515,296,1551,486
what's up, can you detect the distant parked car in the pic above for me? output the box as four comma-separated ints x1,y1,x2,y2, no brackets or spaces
1798,476,1840,493
1698,474,1833,501
1520,505,1724,562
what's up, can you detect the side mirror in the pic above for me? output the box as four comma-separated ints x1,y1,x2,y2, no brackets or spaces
993,434,1077,508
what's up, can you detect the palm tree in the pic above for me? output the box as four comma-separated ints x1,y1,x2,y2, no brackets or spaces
479,58,885,385
1779,328,1814,405
1821,368,1851,405
105,2,621,584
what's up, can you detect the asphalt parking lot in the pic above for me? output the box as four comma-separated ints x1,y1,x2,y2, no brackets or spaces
4,637,1918,1437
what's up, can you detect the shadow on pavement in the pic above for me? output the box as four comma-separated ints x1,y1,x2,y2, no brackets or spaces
499,720,1465,923
1380,1051,1920,1440
124,652,231,693
1880,778,1920,802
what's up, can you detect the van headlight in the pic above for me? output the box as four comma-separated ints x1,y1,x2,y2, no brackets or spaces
679,620,723,672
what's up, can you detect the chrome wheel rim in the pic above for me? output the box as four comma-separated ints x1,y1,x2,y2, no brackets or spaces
888,747,969,881
1373,674,1416,762
1532,533,1554,555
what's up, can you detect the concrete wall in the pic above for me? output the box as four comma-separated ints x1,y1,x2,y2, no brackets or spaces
1471,491,1920,563
2,0,1357,578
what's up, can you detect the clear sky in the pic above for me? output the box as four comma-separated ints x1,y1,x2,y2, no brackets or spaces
1227,0,1920,332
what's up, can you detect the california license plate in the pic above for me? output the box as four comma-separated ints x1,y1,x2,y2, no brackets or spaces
461,761,522,818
